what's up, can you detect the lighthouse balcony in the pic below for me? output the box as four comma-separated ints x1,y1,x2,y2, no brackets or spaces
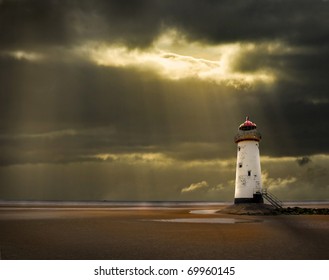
234,130,261,143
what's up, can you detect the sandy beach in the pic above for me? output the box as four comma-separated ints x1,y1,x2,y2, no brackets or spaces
0,204,328,260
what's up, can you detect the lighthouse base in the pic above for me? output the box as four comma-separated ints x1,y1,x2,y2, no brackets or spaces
234,193,264,204
220,203,275,215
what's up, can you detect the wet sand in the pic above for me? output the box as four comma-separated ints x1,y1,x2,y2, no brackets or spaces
0,205,328,260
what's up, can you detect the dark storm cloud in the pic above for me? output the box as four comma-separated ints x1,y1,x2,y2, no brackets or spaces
1,0,328,49
296,156,311,166
0,0,161,49
0,0,71,49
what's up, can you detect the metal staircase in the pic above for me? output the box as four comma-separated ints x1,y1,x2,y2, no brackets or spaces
262,189,283,209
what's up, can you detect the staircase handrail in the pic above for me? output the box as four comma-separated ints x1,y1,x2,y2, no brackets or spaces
262,188,283,208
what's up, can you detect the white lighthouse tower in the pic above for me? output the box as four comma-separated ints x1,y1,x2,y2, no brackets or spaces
234,117,263,204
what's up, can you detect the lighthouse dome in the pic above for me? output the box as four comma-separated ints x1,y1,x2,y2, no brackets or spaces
234,116,261,143
239,116,257,131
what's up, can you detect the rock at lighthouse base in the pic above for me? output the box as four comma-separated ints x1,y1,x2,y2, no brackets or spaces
219,203,277,215
219,204,329,215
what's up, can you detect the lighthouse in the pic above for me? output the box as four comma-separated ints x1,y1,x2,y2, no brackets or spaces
234,117,263,204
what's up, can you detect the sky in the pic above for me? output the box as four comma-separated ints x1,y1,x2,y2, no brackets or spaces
0,0,328,202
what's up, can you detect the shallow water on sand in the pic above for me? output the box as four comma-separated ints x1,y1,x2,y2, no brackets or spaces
153,217,262,224
189,209,219,214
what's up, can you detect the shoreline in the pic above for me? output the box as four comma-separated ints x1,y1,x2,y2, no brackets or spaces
0,200,328,208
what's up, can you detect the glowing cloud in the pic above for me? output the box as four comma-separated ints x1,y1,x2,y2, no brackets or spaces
262,171,297,190
90,152,173,166
78,30,276,88
4,50,44,61
0,129,77,140
181,181,209,193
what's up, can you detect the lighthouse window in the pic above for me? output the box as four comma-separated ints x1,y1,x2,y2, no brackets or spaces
238,146,241,151
248,170,251,176
239,163,242,168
